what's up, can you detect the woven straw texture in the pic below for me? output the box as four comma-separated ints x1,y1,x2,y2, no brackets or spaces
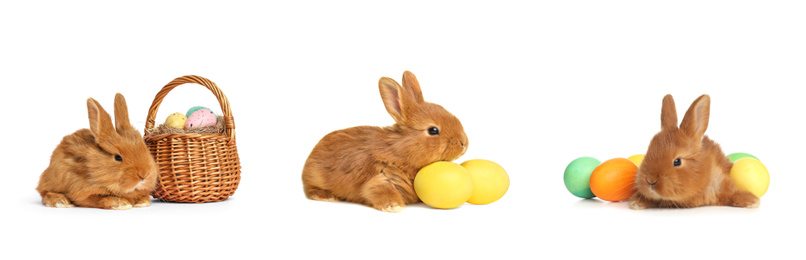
144,75,241,203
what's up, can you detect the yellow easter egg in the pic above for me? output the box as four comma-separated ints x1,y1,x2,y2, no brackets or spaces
461,159,509,205
730,158,770,198
628,154,645,167
165,112,188,129
414,161,474,209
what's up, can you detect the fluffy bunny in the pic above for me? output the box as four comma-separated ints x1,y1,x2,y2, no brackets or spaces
36,93,158,210
302,71,468,212
629,94,759,209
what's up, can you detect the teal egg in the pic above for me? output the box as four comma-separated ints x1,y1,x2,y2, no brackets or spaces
564,157,601,198
186,106,214,117
727,152,759,163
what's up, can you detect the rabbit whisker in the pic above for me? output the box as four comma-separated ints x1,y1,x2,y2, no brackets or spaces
439,144,449,160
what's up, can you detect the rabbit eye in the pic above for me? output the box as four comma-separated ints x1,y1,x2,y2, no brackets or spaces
673,158,681,167
427,127,440,136
115,155,123,162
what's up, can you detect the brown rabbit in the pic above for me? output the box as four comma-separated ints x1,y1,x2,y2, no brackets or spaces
36,93,158,210
629,94,760,209
302,71,468,212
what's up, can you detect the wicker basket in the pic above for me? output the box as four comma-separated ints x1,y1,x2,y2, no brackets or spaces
144,75,241,203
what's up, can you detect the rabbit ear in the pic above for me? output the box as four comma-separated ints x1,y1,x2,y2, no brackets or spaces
379,77,407,124
401,71,425,103
680,94,710,138
87,98,115,140
660,94,678,130
113,93,132,131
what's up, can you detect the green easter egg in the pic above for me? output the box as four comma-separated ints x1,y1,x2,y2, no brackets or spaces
564,157,601,198
727,152,759,163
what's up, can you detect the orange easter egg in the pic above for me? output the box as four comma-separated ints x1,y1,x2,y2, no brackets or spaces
590,158,638,202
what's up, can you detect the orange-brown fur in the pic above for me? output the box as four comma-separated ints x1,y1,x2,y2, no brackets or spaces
36,93,158,210
629,94,759,209
302,71,468,212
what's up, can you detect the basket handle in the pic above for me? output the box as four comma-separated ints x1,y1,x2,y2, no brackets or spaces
145,75,236,143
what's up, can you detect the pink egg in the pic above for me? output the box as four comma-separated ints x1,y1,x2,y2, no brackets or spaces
185,109,217,129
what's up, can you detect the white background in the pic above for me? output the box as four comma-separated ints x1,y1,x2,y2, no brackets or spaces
1,1,804,259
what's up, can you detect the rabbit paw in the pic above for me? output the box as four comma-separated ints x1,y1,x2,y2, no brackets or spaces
309,195,339,202
111,203,133,210
53,202,75,208
133,200,151,208
132,195,152,208
42,192,75,208
305,187,338,202
730,192,760,208
734,196,761,208
629,200,648,210
104,197,133,210
381,205,404,213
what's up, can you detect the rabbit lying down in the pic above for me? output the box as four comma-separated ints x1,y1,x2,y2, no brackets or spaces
37,94,158,210
629,94,760,209
302,71,468,213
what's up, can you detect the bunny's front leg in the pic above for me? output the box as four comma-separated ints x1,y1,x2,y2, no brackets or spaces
361,174,405,212
132,194,152,208
41,191,75,208
73,194,133,210
724,190,760,208
628,193,657,210
360,165,415,213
